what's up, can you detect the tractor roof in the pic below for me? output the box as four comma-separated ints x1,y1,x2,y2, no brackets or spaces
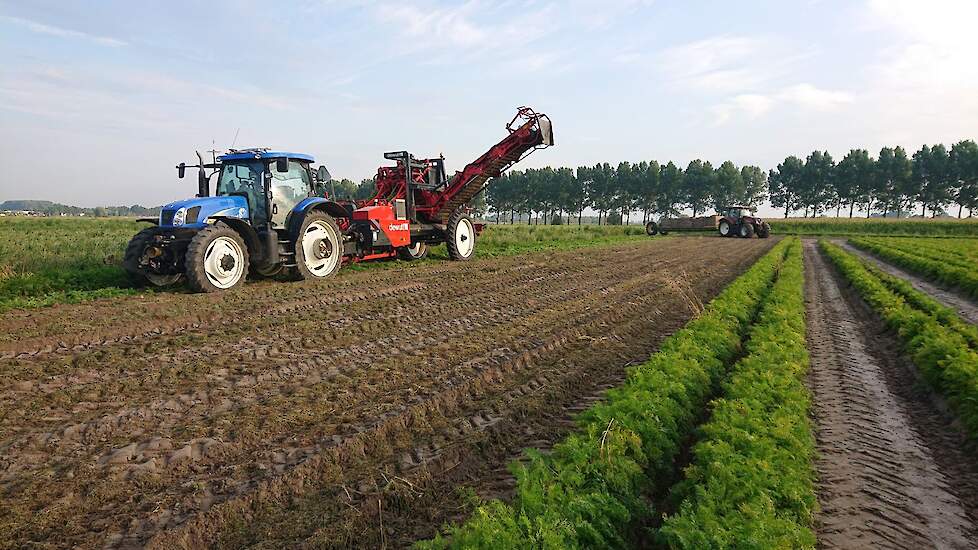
218,149,314,162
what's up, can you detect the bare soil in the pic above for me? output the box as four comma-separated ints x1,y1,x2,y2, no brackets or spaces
803,240,978,549
0,237,774,549
837,239,978,325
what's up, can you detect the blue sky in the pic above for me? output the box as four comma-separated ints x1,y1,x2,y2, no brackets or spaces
1,0,976,215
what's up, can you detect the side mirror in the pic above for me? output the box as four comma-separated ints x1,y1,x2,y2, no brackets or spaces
275,157,289,173
177,163,186,179
317,165,331,182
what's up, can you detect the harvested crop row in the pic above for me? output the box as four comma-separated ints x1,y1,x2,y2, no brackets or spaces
658,239,816,548
820,240,978,436
416,239,793,548
849,237,978,299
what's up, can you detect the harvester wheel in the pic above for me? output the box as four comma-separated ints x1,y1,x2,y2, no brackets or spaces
446,211,476,261
645,221,659,236
398,241,430,261
291,212,343,280
757,222,771,238
739,222,755,238
185,226,250,292
718,220,732,237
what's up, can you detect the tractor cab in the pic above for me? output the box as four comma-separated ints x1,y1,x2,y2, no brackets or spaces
212,150,325,229
723,205,755,220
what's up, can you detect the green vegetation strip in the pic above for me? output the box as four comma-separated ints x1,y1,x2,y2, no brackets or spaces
821,241,978,436
770,218,978,237
417,239,793,549
658,239,815,548
848,237,978,299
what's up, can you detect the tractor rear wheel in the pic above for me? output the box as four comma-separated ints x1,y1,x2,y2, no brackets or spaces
398,241,430,261
718,220,732,237
185,226,250,292
739,222,755,238
291,212,343,280
645,221,659,236
446,211,476,261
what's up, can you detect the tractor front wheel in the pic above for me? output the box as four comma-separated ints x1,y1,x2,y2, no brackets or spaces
739,222,755,238
185,226,250,292
291,212,343,280
757,222,771,238
398,241,430,261
446,211,476,261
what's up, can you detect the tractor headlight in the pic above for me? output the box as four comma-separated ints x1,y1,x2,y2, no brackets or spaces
172,207,187,226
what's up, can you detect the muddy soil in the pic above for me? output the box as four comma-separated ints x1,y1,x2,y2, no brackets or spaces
836,239,978,325
803,240,978,549
0,237,774,549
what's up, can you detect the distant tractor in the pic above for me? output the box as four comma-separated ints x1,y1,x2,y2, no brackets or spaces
124,107,554,292
645,205,770,238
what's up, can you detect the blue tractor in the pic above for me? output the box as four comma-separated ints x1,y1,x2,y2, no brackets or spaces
124,149,344,292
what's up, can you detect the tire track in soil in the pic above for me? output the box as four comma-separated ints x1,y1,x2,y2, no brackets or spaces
835,239,978,326
803,240,978,549
0,237,771,549
151,239,774,549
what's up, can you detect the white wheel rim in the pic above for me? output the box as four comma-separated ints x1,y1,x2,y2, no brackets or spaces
203,236,245,289
302,221,340,276
454,219,474,258
720,222,729,236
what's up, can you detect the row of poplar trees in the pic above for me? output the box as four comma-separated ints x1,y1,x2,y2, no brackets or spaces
485,139,978,223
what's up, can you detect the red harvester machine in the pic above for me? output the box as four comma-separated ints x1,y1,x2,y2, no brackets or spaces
335,106,554,264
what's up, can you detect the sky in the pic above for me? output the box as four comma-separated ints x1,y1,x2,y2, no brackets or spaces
1,0,977,217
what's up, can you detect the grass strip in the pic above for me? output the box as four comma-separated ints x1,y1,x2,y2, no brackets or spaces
821,241,978,437
657,239,816,548
848,237,978,299
416,239,793,549
769,218,978,237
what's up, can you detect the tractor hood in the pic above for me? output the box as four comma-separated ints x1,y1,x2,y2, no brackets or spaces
158,195,250,228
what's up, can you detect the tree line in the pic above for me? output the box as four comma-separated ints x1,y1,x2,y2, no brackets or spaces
481,140,978,224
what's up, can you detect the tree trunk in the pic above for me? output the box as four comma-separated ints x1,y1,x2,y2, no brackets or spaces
849,201,854,218
836,204,840,217
510,210,515,224
959,204,963,218
921,204,926,217
784,205,790,218
578,209,583,225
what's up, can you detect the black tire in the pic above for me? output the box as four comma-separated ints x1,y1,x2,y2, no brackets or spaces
123,228,156,286
185,225,250,293
446,210,476,261
660,229,669,235
645,221,659,236
718,220,732,237
757,222,771,238
739,222,755,238
291,212,343,280
398,241,430,261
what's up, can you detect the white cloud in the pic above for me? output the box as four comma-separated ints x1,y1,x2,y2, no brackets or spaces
656,35,769,94
0,15,127,47
777,84,853,110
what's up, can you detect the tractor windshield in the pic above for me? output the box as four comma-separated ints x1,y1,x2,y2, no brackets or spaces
217,161,266,220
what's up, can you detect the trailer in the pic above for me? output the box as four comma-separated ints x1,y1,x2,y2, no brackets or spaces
124,107,554,292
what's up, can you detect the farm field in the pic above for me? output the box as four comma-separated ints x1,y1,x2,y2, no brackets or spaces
0,217,646,313
0,235,774,548
5,221,978,549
